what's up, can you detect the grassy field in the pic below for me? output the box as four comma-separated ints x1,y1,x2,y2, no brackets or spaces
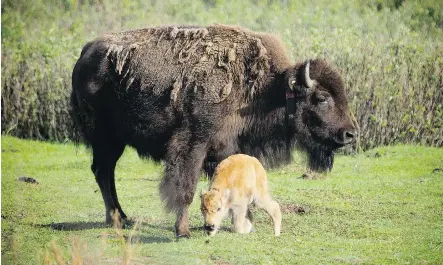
1,135,443,264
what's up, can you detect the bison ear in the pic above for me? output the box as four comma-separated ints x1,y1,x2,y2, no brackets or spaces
288,77,297,91
287,74,306,97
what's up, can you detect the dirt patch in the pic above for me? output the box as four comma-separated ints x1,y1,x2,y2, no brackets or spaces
210,255,234,265
17,176,39,184
280,204,309,214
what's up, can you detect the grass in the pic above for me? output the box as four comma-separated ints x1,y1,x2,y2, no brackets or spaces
1,135,443,264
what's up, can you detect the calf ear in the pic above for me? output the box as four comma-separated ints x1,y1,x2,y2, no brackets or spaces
223,189,231,201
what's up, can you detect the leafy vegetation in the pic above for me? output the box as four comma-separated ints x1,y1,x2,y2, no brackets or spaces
2,136,443,264
1,0,442,150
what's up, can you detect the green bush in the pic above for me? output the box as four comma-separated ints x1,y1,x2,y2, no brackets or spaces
1,0,442,150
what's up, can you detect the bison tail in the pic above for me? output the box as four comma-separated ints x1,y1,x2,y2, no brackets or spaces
69,90,95,148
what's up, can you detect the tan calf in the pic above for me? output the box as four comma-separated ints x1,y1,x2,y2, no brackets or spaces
200,154,281,236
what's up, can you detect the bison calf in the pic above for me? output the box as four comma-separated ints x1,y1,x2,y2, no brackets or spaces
201,154,281,236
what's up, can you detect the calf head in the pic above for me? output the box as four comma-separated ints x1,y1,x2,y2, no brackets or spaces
200,189,231,236
285,59,357,172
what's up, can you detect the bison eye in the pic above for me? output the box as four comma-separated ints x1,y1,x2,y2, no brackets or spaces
316,94,328,104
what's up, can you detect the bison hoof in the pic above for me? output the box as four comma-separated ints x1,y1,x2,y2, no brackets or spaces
301,172,323,180
106,210,128,228
176,230,191,239
301,172,313,179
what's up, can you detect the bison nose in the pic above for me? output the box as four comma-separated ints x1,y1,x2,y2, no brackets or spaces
337,129,357,145
204,224,215,231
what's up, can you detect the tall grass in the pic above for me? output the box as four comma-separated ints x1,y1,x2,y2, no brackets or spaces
36,214,142,265
1,0,442,150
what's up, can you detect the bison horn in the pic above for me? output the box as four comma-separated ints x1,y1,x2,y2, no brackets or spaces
304,62,317,88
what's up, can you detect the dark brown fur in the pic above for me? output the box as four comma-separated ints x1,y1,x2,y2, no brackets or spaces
71,24,356,237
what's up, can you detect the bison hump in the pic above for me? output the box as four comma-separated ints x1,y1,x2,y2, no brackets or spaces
104,25,271,104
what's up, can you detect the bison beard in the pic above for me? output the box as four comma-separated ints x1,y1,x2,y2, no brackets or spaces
308,147,334,172
71,24,356,237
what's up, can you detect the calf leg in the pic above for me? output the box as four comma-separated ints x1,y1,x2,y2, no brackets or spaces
255,195,281,236
160,131,208,238
232,204,253,234
231,208,253,231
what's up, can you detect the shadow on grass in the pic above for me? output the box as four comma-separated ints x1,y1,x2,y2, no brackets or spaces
37,221,174,243
38,221,211,243
142,223,209,234
38,218,148,231
38,221,110,231
138,235,172,243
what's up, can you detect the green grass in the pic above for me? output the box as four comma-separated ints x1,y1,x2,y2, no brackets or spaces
2,135,443,264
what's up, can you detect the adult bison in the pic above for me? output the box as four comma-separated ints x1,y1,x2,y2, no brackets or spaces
71,24,356,237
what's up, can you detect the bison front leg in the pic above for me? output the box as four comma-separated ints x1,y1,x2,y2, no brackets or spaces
175,205,190,238
160,133,208,238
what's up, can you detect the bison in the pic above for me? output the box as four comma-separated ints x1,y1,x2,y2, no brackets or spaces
71,24,356,237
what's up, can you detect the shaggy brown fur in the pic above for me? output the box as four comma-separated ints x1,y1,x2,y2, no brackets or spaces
102,25,276,103
71,24,356,237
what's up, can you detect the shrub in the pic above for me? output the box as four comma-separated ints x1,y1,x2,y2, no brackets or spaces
1,0,442,150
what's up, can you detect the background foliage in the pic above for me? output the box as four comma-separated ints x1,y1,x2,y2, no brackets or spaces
2,0,442,150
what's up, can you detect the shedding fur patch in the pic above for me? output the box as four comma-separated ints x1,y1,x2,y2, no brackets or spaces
106,43,139,76
103,25,272,104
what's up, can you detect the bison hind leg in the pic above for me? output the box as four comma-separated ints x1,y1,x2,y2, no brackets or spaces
89,123,127,227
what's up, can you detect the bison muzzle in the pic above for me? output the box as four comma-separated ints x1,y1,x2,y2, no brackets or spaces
70,24,356,237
